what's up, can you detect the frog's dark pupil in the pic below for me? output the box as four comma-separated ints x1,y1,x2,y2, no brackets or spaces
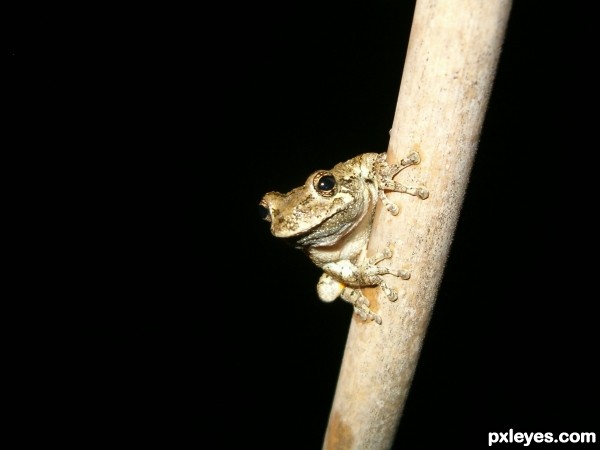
317,175,336,192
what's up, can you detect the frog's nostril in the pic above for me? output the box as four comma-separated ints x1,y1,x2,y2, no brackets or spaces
258,203,271,222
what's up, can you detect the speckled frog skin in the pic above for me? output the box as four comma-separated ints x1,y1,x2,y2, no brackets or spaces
259,152,428,324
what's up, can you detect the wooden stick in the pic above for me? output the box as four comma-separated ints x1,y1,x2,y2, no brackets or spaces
322,1,512,448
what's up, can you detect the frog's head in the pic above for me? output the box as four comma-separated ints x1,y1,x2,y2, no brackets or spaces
259,167,374,249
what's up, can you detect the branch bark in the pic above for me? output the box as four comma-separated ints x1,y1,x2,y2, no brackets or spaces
322,1,512,449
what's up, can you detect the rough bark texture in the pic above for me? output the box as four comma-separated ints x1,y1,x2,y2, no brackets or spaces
322,1,512,449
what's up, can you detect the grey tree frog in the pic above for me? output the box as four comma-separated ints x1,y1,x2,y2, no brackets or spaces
259,152,428,324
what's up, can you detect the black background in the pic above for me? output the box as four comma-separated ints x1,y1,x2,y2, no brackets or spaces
17,1,597,448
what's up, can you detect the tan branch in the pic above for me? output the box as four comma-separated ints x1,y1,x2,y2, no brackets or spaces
322,1,512,448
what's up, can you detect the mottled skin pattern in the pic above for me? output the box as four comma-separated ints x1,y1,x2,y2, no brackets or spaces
259,152,428,324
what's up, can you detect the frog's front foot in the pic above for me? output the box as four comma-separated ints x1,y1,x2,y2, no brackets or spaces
375,152,429,214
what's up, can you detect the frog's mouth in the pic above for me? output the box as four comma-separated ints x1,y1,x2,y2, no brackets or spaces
284,209,366,249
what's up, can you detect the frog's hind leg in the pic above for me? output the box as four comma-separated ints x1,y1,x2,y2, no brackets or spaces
340,288,382,325
359,247,410,302
365,248,410,279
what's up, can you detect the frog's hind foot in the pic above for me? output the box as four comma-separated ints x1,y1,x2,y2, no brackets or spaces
341,288,382,325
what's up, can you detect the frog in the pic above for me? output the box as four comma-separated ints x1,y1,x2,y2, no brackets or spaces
258,152,428,324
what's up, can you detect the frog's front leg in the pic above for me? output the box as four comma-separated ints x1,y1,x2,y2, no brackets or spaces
375,152,429,215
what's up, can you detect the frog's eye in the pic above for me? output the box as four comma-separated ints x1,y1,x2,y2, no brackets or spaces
314,172,336,197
